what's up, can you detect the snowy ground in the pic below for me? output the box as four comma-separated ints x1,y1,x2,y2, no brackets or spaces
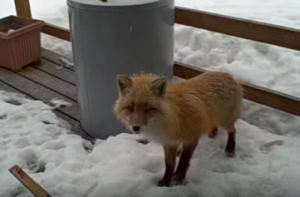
1,0,300,196
1,90,299,197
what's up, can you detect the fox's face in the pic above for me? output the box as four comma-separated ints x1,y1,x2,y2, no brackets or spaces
113,73,167,134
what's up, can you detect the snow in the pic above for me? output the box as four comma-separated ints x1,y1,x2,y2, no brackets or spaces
1,90,300,197
1,0,300,196
49,98,72,109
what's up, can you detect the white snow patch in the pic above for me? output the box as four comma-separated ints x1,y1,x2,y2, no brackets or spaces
49,98,72,109
57,57,74,69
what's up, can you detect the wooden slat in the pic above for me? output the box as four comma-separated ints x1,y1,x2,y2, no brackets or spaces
9,165,52,197
18,66,78,102
175,7,300,51
0,67,79,120
42,24,70,41
174,62,300,117
0,80,28,95
34,59,76,85
14,0,32,18
42,49,74,71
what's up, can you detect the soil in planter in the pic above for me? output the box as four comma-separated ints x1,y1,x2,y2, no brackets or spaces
0,17,31,34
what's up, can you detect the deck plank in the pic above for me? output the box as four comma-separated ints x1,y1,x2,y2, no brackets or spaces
0,67,79,120
42,49,74,71
34,59,76,85
0,80,27,95
18,66,78,102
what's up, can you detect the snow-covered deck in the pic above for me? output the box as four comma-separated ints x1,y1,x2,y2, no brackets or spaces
0,49,93,141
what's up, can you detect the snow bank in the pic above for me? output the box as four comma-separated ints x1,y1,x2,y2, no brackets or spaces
176,0,300,29
174,25,300,97
1,90,300,197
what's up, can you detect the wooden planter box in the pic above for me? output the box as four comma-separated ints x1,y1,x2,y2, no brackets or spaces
0,15,45,71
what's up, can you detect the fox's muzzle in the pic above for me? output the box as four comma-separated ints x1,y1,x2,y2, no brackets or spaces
129,113,147,134
131,125,141,134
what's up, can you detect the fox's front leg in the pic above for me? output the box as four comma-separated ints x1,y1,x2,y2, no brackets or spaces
172,141,198,185
157,146,177,187
176,146,182,157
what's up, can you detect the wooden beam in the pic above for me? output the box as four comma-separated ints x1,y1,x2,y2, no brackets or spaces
42,24,71,41
174,62,300,117
14,0,32,18
175,7,300,51
9,165,52,197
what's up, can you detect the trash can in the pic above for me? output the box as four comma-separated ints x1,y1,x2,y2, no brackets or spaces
67,0,174,139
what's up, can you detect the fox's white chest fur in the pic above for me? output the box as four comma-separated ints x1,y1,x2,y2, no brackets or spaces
141,124,181,146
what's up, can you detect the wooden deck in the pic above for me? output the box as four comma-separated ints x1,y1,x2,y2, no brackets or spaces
0,49,94,141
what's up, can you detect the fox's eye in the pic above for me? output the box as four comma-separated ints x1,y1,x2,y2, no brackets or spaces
126,106,134,112
145,107,155,113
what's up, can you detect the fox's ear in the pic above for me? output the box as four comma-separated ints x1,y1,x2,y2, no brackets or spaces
116,74,132,96
151,77,167,97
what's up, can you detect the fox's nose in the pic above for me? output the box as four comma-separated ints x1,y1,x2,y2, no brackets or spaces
132,126,140,132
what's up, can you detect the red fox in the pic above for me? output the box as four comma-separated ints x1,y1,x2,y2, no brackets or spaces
113,71,243,187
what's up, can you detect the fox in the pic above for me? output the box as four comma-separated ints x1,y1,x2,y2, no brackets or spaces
113,71,243,187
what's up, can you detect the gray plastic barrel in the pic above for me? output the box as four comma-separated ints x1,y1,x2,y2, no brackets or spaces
67,0,174,139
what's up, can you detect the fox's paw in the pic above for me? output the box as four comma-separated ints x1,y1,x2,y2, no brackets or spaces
137,139,149,145
157,178,171,187
225,134,235,157
208,128,218,138
225,145,235,157
172,173,187,186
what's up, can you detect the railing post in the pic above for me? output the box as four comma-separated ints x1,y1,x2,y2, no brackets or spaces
14,0,32,18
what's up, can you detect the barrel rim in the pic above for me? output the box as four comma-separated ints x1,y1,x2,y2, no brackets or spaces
67,0,173,11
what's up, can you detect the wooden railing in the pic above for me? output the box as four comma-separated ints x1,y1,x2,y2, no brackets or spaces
14,0,300,117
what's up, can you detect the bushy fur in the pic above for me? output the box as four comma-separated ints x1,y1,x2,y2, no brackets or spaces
113,71,243,186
